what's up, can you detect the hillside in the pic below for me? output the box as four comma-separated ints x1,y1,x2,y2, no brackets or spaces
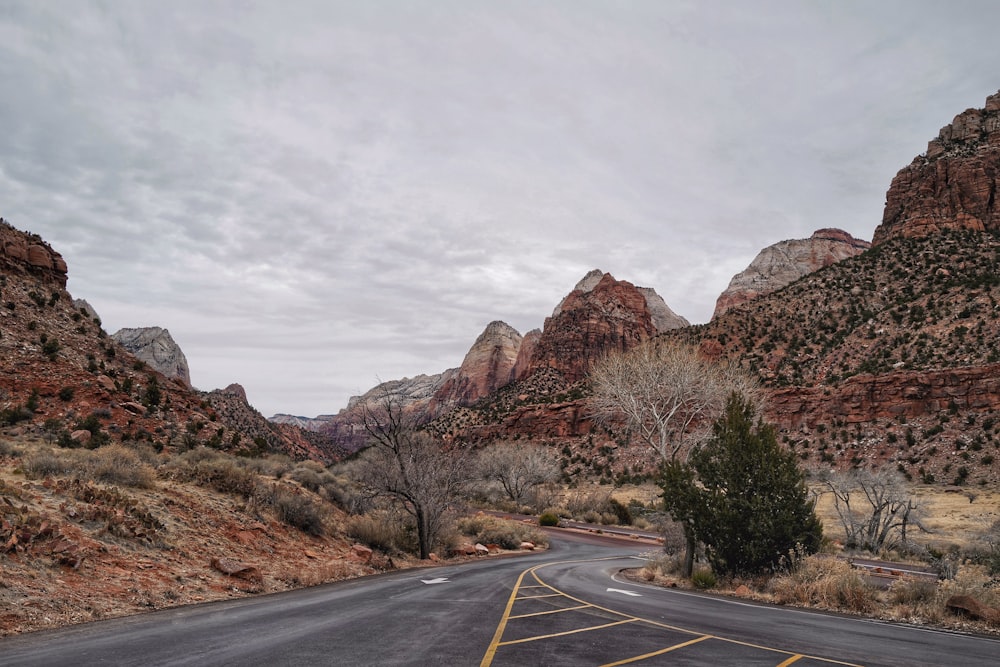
0,219,336,462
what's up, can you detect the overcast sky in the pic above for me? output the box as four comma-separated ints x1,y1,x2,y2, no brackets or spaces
2,1,999,418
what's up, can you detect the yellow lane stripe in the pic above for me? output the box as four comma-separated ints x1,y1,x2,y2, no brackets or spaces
479,566,531,667
528,564,864,667
517,593,563,599
498,618,638,646
776,655,804,667
508,604,591,619
599,634,714,667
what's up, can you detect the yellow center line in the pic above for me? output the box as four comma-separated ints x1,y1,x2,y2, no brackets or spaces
498,618,638,646
517,593,563,599
508,604,592,619
599,634,714,667
776,655,804,667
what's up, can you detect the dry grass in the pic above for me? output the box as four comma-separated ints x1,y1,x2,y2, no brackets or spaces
455,514,548,550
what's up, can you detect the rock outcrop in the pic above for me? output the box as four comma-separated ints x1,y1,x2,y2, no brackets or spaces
873,90,1000,244
713,229,870,318
430,321,522,414
522,272,659,384
0,219,68,287
112,326,192,387
552,269,689,332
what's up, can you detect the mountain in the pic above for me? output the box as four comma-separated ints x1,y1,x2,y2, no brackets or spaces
0,219,334,461
111,326,192,387
428,320,523,415
520,271,685,385
424,92,1000,486
873,90,1000,244
713,229,871,318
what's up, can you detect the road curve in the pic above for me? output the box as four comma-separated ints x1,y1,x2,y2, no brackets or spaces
0,532,996,666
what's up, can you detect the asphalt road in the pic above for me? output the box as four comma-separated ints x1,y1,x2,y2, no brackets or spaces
1,531,997,666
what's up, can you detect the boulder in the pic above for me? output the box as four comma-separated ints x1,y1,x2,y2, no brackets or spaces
946,594,1000,624
350,544,373,564
210,557,262,582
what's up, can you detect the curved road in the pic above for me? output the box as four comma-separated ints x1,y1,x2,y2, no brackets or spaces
0,532,996,666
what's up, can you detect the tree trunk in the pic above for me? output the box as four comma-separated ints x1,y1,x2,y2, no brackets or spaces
682,524,695,578
415,506,431,560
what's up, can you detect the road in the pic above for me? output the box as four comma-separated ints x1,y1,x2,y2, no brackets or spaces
1,531,997,666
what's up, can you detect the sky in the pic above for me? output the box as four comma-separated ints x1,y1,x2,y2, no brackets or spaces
2,1,1000,418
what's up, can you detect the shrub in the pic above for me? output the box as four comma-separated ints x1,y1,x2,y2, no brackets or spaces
86,444,157,488
58,386,74,402
22,449,75,478
457,515,548,550
691,569,717,589
346,512,415,553
538,512,560,527
266,485,325,536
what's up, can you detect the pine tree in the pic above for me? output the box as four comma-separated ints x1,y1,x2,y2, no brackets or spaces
661,393,823,576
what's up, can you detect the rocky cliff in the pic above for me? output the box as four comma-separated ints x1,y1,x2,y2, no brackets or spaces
522,272,677,384
112,326,192,387
713,229,871,318
429,321,522,414
552,269,689,332
0,219,331,461
873,90,1000,244
0,219,68,287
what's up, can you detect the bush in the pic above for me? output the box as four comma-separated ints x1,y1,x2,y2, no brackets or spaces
22,449,75,478
346,512,416,553
457,515,547,550
691,569,717,589
266,485,325,536
86,444,157,488
538,512,560,527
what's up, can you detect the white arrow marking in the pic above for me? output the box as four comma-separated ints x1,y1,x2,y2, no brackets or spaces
421,577,450,584
606,588,641,597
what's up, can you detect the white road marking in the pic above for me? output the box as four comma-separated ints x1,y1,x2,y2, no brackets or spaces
606,588,641,597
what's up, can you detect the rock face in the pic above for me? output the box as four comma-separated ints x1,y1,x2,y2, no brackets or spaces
873,90,1000,245
0,219,68,287
112,326,192,387
552,269,689,333
522,272,660,384
430,321,522,413
713,229,871,318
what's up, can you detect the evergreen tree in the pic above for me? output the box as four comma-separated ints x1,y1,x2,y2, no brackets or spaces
661,393,823,576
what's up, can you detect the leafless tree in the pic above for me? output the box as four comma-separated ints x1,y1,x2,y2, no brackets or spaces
588,339,760,576
589,339,760,462
819,469,927,553
355,386,468,559
476,441,560,507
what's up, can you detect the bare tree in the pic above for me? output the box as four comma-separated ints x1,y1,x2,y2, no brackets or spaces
476,441,560,507
356,386,468,559
589,339,760,462
819,469,926,553
588,339,760,576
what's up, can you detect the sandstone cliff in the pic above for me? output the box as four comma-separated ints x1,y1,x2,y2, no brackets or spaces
713,229,871,318
552,269,689,332
0,219,68,287
873,90,1000,244
523,272,659,385
112,326,192,387
429,321,522,414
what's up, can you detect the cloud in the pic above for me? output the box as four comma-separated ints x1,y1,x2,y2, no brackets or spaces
2,1,1000,416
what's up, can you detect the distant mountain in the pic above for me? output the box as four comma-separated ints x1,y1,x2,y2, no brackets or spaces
112,326,192,387
713,229,870,318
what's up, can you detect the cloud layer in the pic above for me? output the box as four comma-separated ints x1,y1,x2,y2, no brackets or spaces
3,1,999,416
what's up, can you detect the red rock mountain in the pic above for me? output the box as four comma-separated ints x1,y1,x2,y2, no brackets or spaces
873,90,1000,244
429,321,522,414
0,219,333,461
713,229,871,318
522,271,685,384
